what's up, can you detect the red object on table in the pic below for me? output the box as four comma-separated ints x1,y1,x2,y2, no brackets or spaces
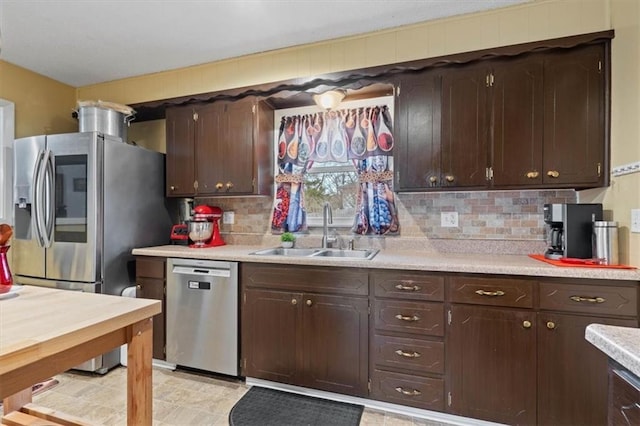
0,245,13,293
528,254,637,269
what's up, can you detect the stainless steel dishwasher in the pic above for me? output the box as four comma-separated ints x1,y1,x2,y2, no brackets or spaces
166,258,238,376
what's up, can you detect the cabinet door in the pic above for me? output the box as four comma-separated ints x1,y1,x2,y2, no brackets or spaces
394,71,441,190
537,313,637,426
165,107,196,197
220,100,255,194
242,289,303,385
447,305,536,425
136,277,165,360
303,294,369,397
194,103,224,195
441,64,490,189
543,45,605,187
491,56,544,187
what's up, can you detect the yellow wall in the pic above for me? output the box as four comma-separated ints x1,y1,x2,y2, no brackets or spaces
0,61,77,138
78,0,609,105
609,0,640,264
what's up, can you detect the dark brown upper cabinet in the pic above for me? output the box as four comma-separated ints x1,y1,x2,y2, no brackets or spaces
165,98,274,197
542,44,606,187
490,55,544,187
394,43,608,192
441,63,490,189
165,106,196,197
393,70,441,190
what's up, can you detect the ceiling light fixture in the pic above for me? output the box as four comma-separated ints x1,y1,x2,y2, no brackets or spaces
313,90,346,110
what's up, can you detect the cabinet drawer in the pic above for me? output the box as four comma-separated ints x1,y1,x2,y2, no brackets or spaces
540,282,638,316
449,275,534,308
373,271,444,301
374,300,444,337
136,257,166,279
373,335,444,374
242,263,368,296
370,369,444,411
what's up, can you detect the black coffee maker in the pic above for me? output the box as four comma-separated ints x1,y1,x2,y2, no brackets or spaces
543,203,603,260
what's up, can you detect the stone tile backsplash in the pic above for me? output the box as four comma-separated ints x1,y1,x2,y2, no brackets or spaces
198,189,576,254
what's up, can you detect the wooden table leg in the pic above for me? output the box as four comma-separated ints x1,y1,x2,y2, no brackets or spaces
2,387,32,415
127,317,153,426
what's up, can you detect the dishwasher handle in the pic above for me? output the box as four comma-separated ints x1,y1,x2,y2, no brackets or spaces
172,266,231,278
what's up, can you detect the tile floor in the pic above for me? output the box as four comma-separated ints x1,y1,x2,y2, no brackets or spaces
32,366,457,426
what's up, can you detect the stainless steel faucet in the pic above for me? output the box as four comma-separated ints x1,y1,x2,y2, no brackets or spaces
322,202,336,248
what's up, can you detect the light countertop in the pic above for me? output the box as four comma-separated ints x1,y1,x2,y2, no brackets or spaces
132,244,640,281
586,324,640,377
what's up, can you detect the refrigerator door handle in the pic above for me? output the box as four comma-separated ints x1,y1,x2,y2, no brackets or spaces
33,149,46,247
41,149,54,248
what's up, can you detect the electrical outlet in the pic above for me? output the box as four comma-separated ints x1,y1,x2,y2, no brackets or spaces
632,209,640,233
441,212,458,228
223,211,235,225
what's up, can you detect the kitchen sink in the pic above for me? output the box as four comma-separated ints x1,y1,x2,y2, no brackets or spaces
310,248,379,260
250,247,379,260
250,247,321,257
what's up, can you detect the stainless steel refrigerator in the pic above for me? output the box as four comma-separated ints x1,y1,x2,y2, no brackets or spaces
13,131,172,373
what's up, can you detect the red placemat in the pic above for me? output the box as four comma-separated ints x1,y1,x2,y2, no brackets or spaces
529,254,637,269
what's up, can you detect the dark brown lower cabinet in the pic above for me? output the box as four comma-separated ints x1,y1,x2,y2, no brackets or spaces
447,305,537,425
241,264,369,397
135,256,166,361
608,366,640,426
242,289,301,385
538,314,637,426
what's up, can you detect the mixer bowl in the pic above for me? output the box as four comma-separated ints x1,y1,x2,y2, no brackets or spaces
188,221,213,247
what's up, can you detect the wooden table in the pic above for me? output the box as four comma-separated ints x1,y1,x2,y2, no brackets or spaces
0,285,161,425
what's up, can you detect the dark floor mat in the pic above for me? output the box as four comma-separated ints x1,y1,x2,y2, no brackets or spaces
229,386,364,426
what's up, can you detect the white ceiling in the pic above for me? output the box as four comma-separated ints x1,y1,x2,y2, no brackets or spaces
0,0,530,88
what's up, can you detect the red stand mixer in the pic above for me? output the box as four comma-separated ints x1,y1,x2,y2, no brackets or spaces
188,205,225,248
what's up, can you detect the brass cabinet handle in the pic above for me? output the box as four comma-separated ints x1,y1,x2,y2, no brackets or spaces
306,299,313,307
445,175,455,183
429,176,437,184
136,285,141,291
216,182,224,190
526,171,539,179
291,299,297,305
226,181,234,190
547,321,556,330
170,185,176,191
475,290,505,297
547,170,560,178
570,295,606,304
395,387,421,396
395,314,420,322
523,320,532,329
395,283,421,292
395,349,421,358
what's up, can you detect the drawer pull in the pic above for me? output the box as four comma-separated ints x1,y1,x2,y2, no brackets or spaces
475,290,505,297
395,387,422,396
570,295,606,304
395,349,421,358
395,283,421,292
395,314,420,322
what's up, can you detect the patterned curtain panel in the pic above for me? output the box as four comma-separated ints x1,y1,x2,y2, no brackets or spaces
271,105,399,235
